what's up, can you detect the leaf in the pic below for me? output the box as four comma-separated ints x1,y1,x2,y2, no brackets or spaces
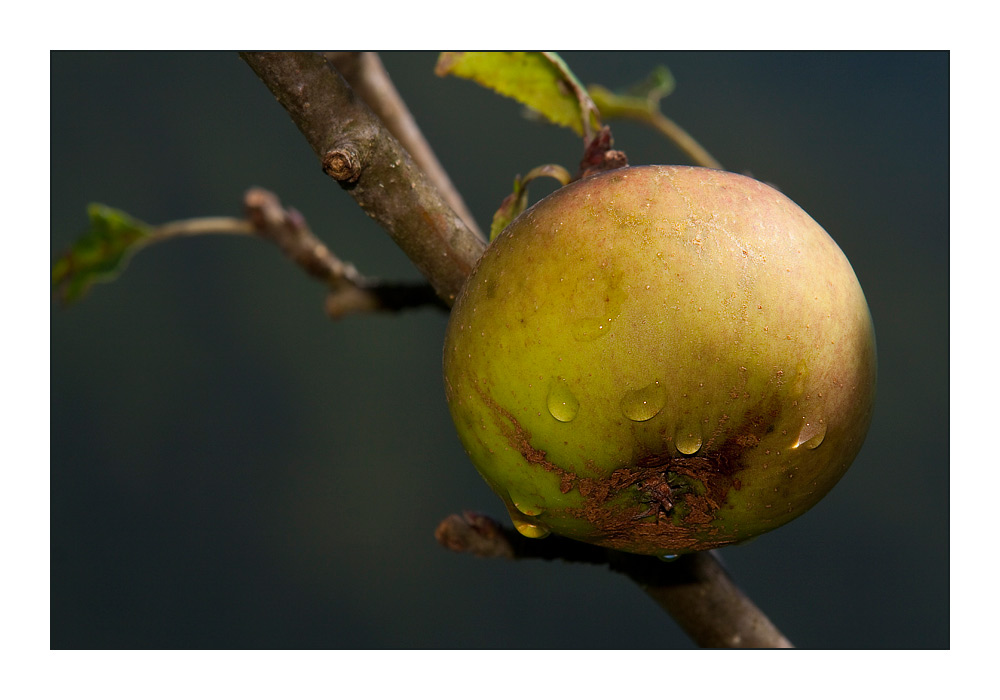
588,65,677,119
588,65,723,170
489,164,572,241
436,51,600,138
490,178,528,242
622,65,676,103
52,204,153,303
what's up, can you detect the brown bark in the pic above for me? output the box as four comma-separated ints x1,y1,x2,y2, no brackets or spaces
240,51,485,306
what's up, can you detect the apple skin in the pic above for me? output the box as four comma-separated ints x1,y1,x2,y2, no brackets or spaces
443,165,876,556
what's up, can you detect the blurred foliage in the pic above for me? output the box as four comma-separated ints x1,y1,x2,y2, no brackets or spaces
52,204,152,304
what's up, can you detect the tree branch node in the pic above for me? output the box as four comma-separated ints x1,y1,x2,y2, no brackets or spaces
322,145,362,183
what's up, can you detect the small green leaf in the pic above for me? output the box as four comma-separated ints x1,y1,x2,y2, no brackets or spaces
490,178,528,242
588,65,722,170
588,65,677,120
622,65,676,103
436,51,600,138
52,204,153,303
489,164,572,241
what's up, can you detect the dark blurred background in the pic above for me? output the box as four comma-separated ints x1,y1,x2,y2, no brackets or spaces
50,51,948,649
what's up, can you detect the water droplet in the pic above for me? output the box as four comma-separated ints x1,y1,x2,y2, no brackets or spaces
572,316,614,342
569,267,624,342
675,430,703,455
513,521,550,538
620,380,666,422
508,489,544,516
658,553,680,562
505,503,550,538
794,420,827,449
546,378,579,422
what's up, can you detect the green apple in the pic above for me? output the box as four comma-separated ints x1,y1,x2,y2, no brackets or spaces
443,165,876,556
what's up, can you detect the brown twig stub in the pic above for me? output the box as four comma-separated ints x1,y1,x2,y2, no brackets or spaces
325,52,483,239
240,51,486,306
435,511,517,558
436,511,793,649
244,187,347,282
322,145,362,184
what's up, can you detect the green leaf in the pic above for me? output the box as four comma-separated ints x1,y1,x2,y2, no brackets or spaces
588,65,722,170
588,65,677,120
621,65,676,103
490,178,528,242
52,204,153,303
436,51,600,138
489,164,572,241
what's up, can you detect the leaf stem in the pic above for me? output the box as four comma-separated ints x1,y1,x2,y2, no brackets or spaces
647,111,724,170
150,217,254,241
589,83,723,170
100,192,444,318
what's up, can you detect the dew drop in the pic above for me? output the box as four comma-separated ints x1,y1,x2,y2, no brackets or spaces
546,378,580,422
659,553,680,562
572,316,615,342
513,521,550,538
570,268,624,341
508,489,545,516
675,431,703,455
505,503,550,538
794,420,827,449
620,380,666,422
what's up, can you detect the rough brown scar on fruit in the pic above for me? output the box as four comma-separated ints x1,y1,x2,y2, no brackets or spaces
472,382,566,477
471,377,784,554
575,394,782,554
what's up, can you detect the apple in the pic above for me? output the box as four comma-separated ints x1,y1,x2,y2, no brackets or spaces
442,165,876,556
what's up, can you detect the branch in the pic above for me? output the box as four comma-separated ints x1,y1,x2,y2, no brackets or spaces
243,188,445,317
324,52,484,240
240,51,486,307
54,189,444,316
436,512,793,649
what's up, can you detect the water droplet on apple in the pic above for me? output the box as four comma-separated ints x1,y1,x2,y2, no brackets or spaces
508,489,545,516
620,380,666,421
570,267,624,341
513,520,550,538
572,316,614,342
794,420,827,449
675,430,703,455
505,502,550,538
546,378,579,422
